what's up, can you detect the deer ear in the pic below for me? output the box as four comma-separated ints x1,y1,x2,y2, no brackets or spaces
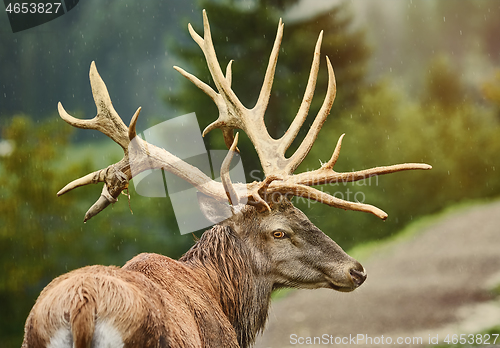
197,192,233,224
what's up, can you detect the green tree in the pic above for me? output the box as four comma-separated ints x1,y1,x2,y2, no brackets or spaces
422,55,468,111
0,115,195,346
0,116,82,345
482,69,500,120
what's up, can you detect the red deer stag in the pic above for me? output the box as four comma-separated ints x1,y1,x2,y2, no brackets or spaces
22,10,431,348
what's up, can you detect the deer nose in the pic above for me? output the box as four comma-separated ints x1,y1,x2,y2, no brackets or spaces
349,268,367,287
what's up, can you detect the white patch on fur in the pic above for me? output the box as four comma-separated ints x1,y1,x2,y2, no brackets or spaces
92,320,124,348
48,327,72,348
47,320,123,348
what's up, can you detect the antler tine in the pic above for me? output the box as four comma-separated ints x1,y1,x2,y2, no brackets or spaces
83,185,119,222
285,56,336,174
262,131,432,219
293,161,433,187
128,107,142,141
173,59,234,139
173,62,240,151
173,66,219,103
175,11,246,138
273,183,389,220
279,31,323,154
225,60,233,87
288,133,432,187
253,18,284,116
197,10,243,110
220,133,240,206
324,133,344,169
59,62,130,150
57,169,105,196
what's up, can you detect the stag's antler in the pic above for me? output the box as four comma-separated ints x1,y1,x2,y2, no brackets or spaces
57,10,430,222
173,10,431,219
57,62,237,221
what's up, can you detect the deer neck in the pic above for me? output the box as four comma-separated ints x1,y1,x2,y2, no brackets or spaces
180,224,273,348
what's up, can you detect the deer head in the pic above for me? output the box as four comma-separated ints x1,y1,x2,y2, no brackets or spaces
195,193,366,294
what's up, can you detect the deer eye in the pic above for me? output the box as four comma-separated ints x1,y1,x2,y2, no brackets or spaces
272,230,286,239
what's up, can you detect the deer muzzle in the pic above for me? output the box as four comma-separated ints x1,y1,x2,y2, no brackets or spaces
349,267,367,287
325,260,366,292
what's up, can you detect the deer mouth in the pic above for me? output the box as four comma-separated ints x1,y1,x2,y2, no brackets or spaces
325,268,366,292
324,274,358,292
327,281,357,293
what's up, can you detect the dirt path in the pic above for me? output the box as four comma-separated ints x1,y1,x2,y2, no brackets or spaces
255,201,500,347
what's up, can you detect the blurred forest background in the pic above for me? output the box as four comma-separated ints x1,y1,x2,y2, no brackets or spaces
1,0,500,346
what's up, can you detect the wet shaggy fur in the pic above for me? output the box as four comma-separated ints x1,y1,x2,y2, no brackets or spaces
23,225,268,348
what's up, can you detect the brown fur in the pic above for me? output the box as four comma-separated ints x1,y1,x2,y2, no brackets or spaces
23,202,364,348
